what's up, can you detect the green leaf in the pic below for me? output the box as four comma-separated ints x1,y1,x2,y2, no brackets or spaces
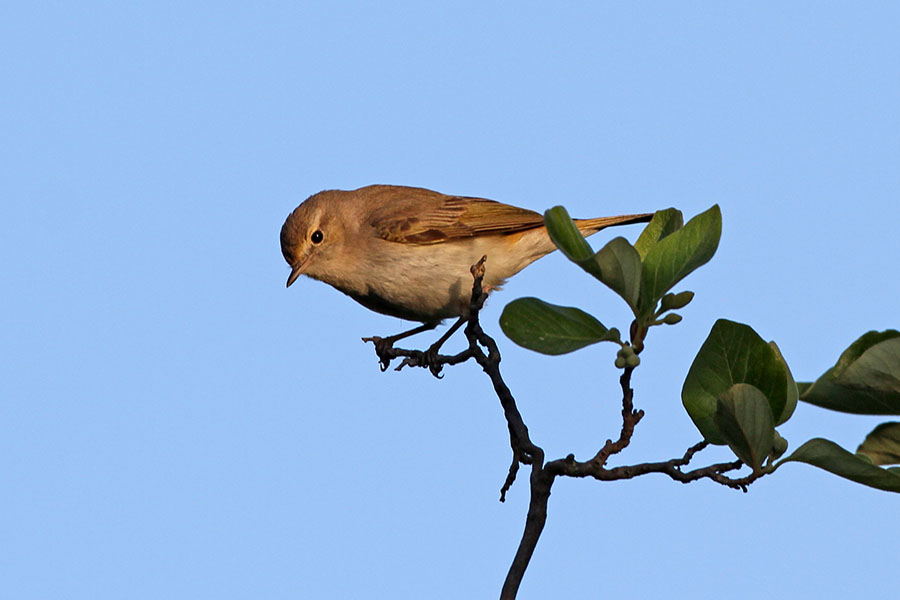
634,208,683,259
713,384,775,472
770,341,799,425
639,205,721,316
543,206,610,281
682,319,791,445
799,330,900,415
543,209,645,311
544,206,594,262
591,237,642,312
500,297,620,355
857,422,900,466
778,438,900,493
834,330,900,378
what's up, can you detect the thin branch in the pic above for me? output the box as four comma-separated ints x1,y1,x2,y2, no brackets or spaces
365,258,772,599
587,367,644,467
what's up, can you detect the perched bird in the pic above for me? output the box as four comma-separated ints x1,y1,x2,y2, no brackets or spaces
281,184,652,330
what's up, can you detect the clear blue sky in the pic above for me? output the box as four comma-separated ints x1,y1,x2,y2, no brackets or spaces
3,3,898,599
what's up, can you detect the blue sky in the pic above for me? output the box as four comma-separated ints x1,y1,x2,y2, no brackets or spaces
3,3,898,599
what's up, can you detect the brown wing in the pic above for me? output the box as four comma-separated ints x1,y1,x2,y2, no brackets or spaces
368,187,544,245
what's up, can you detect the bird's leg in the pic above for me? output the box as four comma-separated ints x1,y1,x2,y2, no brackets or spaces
363,257,488,376
421,316,466,376
363,322,439,371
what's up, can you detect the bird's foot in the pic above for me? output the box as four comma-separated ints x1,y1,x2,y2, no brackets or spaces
364,317,465,378
361,335,397,371
395,316,466,377
422,342,448,378
396,341,446,378
362,322,439,371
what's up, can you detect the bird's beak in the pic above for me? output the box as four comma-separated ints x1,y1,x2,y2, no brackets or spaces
286,265,303,288
285,252,314,288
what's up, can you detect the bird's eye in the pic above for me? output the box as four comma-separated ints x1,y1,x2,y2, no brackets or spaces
310,230,324,244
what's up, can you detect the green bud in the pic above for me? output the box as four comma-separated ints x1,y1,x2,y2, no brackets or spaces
625,354,641,367
660,291,694,312
771,432,789,460
617,346,635,360
662,313,683,325
614,357,627,369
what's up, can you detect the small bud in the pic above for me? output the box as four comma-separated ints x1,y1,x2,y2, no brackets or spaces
625,354,641,367
770,432,789,460
617,346,635,360
615,356,627,369
662,313,683,325
660,291,694,312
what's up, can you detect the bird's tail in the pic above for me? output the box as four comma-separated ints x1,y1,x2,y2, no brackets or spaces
574,212,654,236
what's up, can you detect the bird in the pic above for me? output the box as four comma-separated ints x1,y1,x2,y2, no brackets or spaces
281,184,652,355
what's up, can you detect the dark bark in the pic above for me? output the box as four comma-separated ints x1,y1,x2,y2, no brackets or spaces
365,257,769,598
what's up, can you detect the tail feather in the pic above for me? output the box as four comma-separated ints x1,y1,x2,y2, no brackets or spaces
574,213,654,235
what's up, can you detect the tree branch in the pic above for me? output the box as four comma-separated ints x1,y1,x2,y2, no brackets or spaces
365,258,771,599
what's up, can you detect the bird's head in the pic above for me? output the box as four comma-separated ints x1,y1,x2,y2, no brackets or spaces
280,191,348,287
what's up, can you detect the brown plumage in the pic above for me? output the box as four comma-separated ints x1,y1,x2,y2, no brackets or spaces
281,185,653,323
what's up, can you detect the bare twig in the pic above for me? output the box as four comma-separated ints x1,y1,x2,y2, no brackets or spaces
365,258,771,599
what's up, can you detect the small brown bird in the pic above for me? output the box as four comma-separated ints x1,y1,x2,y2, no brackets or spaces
281,185,652,329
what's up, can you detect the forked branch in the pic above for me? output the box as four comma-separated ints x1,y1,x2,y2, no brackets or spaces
365,257,769,599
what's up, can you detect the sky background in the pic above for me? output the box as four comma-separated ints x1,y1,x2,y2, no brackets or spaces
3,3,899,599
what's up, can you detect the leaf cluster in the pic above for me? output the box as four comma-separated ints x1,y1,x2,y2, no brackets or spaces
502,206,718,353
500,205,900,492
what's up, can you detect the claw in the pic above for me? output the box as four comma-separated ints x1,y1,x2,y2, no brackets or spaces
362,335,395,371
363,316,465,377
424,345,444,378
